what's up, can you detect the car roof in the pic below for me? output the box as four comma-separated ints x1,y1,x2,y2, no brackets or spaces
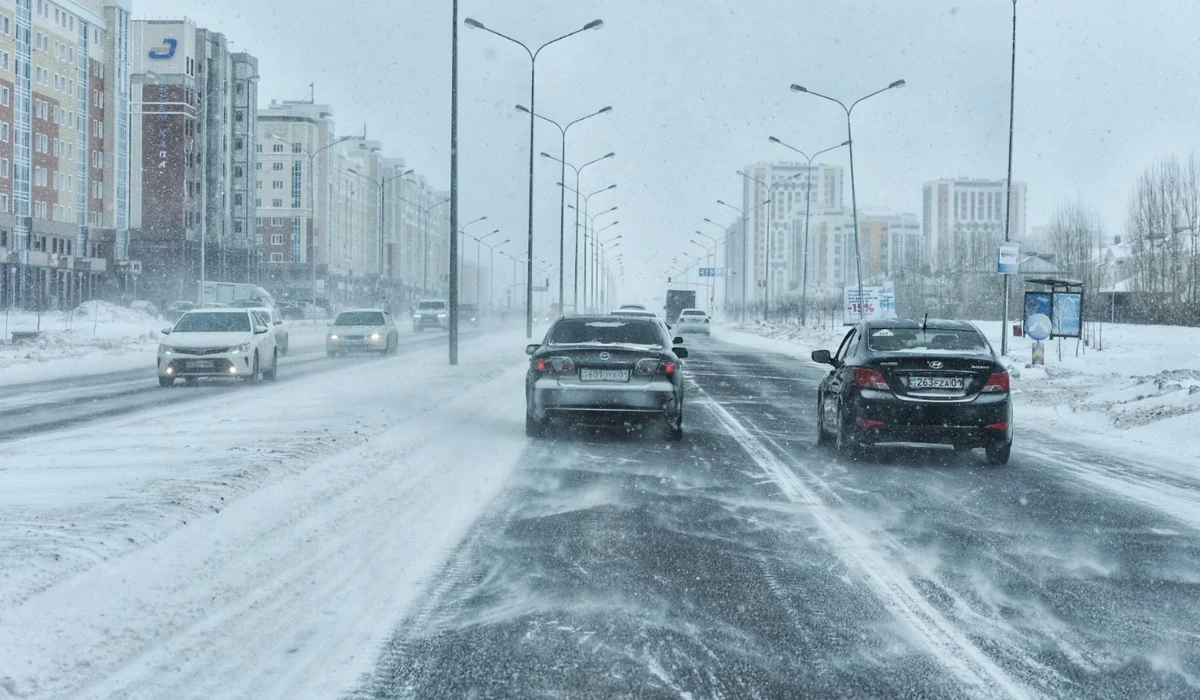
184,307,251,314
865,318,979,332
680,308,706,313
336,308,387,314
558,314,660,323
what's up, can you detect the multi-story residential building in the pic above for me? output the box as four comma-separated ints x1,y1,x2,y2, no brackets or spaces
0,0,127,310
255,100,336,300
922,177,1027,272
859,209,922,280
739,161,845,305
327,135,381,305
128,18,257,305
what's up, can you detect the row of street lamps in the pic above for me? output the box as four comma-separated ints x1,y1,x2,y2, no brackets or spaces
693,79,905,323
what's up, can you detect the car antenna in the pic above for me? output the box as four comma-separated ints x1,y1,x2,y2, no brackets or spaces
922,312,928,334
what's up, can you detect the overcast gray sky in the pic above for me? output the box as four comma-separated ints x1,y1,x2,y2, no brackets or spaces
138,0,1200,304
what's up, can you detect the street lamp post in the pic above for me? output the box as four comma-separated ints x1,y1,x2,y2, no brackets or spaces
397,192,451,297
715,197,771,321
483,238,510,311
598,239,620,310
559,179,616,308
790,78,905,318
347,167,413,299
271,133,352,316
465,16,604,338
475,229,501,305
691,232,716,307
518,105,612,312
571,206,617,310
767,136,850,326
545,153,615,311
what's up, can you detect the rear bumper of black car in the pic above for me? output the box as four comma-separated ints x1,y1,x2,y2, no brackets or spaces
530,379,680,421
850,391,1012,447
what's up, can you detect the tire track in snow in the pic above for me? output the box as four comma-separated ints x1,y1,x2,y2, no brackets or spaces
696,384,1038,700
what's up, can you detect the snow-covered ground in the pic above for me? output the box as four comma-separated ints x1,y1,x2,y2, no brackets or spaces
712,320,1200,466
0,302,164,386
0,330,533,699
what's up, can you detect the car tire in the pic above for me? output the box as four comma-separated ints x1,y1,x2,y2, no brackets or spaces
835,402,860,460
665,414,683,442
816,395,831,447
389,334,399,354
279,341,289,356
263,349,278,381
244,353,260,383
985,441,1012,467
158,376,174,387
525,411,545,438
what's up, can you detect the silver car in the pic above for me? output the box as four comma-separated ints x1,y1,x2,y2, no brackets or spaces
327,309,399,357
248,306,290,354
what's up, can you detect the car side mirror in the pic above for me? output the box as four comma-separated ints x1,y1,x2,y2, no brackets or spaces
673,346,689,359
160,327,172,335
672,336,684,345
811,349,833,365
525,344,540,356
255,326,269,334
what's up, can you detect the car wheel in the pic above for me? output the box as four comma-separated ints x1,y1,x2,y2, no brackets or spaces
835,401,860,460
816,395,831,447
985,441,1012,467
279,341,289,356
158,376,174,387
525,410,546,438
244,353,260,382
390,334,399,354
664,413,683,442
263,349,278,381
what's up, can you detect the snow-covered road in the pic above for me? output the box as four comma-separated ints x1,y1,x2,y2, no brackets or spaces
2,328,1199,698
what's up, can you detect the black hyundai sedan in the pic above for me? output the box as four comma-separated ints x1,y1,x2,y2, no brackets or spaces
525,315,689,440
811,319,1012,465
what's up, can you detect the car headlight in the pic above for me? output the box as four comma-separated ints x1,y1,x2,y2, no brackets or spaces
328,334,340,340
437,313,447,319
413,314,421,319
229,343,251,354
369,332,383,340
158,344,174,354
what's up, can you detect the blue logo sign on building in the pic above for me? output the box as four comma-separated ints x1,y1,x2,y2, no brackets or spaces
148,38,177,60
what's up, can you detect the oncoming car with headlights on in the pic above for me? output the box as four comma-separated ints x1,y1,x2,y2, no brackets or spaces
525,315,689,441
157,308,279,386
412,299,449,332
326,309,399,357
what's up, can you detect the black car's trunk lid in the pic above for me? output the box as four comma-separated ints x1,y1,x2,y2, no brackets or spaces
869,353,1001,399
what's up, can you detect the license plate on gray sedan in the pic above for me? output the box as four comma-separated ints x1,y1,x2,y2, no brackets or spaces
580,368,629,382
910,376,963,389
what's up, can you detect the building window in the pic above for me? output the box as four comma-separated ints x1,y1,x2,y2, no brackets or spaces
256,233,263,244
256,198,262,207
234,221,244,234
272,143,284,153
0,122,8,142
270,253,284,263
235,110,244,122
0,158,8,178
272,180,283,189
272,198,282,208
255,143,263,153
233,193,243,205
291,142,302,153
234,138,244,151
271,234,284,245
272,162,283,171
0,194,7,213
256,162,262,170
271,217,284,226
234,166,243,178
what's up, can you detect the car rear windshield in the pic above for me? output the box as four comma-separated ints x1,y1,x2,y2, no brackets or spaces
549,319,663,346
416,301,446,310
681,310,706,316
867,327,990,353
174,312,250,333
335,312,385,326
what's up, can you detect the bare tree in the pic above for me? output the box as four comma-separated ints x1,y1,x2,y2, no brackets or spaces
1125,153,1200,323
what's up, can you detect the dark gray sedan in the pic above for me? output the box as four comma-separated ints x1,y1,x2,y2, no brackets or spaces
525,315,689,440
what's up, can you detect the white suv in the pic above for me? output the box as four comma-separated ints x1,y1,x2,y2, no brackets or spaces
158,308,279,387
412,299,449,331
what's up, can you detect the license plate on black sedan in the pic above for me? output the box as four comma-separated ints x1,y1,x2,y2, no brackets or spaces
910,376,964,389
580,368,630,382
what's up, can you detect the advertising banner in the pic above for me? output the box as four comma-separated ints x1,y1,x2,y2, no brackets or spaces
997,242,1021,275
843,284,897,325
1051,291,1083,338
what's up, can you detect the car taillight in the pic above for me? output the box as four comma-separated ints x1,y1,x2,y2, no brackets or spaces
662,361,677,377
634,358,659,375
853,367,889,390
536,357,575,373
981,371,1009,393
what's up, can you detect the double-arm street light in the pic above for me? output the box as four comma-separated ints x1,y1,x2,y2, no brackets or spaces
482,237,511,310
598,237,621,310
456,215,489,292
347,167,413,292
790,79,905,317
396,191,450,297
570,205,617,310
519,105,612,312
546,152,615,311
715,197,771,320
465,16,604,338
270,133,352,314
691,230,718,307
470,229,502,305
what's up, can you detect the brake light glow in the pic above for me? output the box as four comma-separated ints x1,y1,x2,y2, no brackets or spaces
986,422,1010,430
981,371,1010,393
663,361,677,376
853,367,889,390
535,357,575,373
856,417,885,428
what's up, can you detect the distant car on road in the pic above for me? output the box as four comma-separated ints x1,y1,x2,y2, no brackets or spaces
327,309,398,357
675,308,711,334
459,303,482,327
609,308,658,319
412,299,449,332
617,304,647,311
811,318,1012,465
247,306,290,355
525,315,689,441
157,308,279,387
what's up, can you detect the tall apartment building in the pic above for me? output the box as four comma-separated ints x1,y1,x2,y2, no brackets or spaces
922,178,1027,272
0,0,128,309
129,18,257,304
739,161,844,304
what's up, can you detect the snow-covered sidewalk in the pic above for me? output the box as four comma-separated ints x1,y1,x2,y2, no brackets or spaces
0,330,533,699
713,320,1200,467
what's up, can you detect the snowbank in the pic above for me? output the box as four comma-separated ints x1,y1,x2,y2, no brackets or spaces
0,301,164,385
712,320,1200,464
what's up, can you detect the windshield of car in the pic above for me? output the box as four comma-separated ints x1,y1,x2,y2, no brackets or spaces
867,327,990,353
416,301,446,311
548,319,663,347
173,312,250,333
335,312,385,326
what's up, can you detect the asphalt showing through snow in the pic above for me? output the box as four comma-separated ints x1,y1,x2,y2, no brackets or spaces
349,334,1200,699
0,325,500,443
